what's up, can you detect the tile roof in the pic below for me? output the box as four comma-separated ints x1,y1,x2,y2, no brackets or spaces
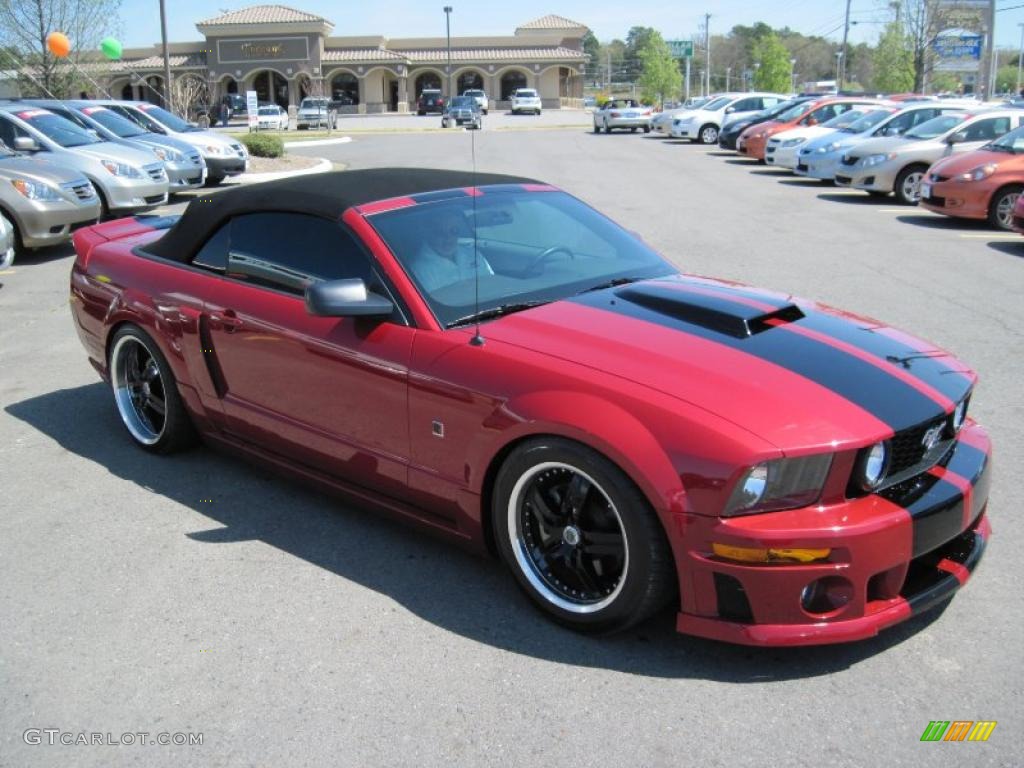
198,5,329,26
393,47,586,62
74,53,207,72
517,14,587,30
322,49,407,62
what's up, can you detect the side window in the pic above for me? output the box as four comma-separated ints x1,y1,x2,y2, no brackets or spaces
732,98,757,112
963,117,1009,142
192,222,230,272
0,116,28,148
226,212,374,294
763,97,780,108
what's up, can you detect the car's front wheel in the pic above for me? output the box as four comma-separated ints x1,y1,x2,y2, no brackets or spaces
493,438,675,633
895,164,928,205
108,325,197,454
699,124,719,144
988,185,1022,230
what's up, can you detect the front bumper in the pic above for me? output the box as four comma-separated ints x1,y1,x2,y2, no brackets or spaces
670,123,698,139
835,162,898,193
606,117,652,129
15,198,102,247
739,134,769,160
675,421,992,646
795,152,842,180
766,143,802,169
164,159,206,191
512,103,541,112
102,176,169,212
205,155,247,178
919,180,990,220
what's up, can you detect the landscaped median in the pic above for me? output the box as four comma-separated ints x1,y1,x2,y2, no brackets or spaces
235,132,335,183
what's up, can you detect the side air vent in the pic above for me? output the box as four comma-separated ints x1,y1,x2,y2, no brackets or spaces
616,284,804,339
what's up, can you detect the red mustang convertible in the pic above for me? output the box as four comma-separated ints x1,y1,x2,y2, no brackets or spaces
69,169,991,646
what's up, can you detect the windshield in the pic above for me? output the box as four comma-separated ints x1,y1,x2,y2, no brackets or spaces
905,113,966,140
449,97,475,107
17,110,101,147
844,109,896,133
299,98,326,109
516,90,538,98
258,107,278,115
80,106,147,138
985,124,1024,153
137,104,197,133
369,190,674,328
702,96,732,111
775,101,817,123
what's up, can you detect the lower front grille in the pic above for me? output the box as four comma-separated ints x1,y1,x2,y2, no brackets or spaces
797,163,808,172
841,155,859,166
63,181,95,200
923,194,946,207
144,194,165,204
835,175,852,184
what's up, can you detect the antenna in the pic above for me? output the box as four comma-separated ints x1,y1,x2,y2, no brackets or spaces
469,123,485,347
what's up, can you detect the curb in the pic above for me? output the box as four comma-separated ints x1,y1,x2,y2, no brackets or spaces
283,136,353,148
239,157,334,183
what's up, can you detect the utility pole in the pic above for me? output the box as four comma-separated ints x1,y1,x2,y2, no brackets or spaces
685,56,691,102
704,13,711,98
790,58,797,93
1017,23,1024,95
443,6,453,99
606,50,611,90
839,0,852,90
725,66,731,90
984,0,997,99
159,0,173,111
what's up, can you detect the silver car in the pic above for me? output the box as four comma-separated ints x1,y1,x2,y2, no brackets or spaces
27,100,206,193
0,104,168,215
296,97,336,130
592,99,653,133
0,210,13,269
0,141,101,262
836,109,1024,204
96,100,247,186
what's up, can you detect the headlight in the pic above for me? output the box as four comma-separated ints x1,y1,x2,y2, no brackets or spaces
818,141,841,153
204,144,226,156
11,178,64,201
781,137,806,148
152,147,183,162
957,163,997,182
854,441,889,492
863,152,895,167
100,160,142,178
723,454,833,516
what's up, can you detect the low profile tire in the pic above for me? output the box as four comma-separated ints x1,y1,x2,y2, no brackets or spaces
988,185,1022,230
108,325,197,454
699,124,719,144
493,438,676,634
894,164,928,205
593,123,601,133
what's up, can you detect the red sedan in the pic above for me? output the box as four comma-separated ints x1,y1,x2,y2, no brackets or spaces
70,169,991,646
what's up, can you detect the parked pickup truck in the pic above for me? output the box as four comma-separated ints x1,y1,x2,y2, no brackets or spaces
296,98,337,130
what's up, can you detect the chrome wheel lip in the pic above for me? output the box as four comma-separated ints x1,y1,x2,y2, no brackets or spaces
507,461,629,614
110,335,165,446
996,192,1018,228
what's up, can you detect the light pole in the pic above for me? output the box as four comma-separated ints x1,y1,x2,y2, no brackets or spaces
1017,23,1024,96
834,51,843,91
753,61,760,90
159,0,173,111
726,66,731,91
790,58,797,93
443,6,453,100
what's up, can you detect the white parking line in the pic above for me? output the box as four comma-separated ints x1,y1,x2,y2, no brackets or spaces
959,233,1021,240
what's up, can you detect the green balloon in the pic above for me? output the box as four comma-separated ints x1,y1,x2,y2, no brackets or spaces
100,37,122,61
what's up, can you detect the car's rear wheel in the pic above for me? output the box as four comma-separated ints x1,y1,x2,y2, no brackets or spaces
894,164,928,205
493,438,675,634
699,124,719,144
643,125,651,133
205,175,224,188
108,325,197,454
988,185,1022,230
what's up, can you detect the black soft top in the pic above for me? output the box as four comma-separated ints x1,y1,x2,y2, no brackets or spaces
144,167,538,262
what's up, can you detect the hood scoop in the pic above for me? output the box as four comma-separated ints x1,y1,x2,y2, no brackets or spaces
615,284,804,339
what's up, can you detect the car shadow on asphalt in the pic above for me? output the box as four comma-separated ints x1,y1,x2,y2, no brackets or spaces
895,214,991,232
816,193,893,205
6,382,953,683
749,169,794,177
986,240,1024,257
777,179,834,188
723,158,761,165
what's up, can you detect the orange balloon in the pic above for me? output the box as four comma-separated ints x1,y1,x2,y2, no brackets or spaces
46,32,71,58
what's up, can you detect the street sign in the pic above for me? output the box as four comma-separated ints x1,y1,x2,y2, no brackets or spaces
668,40,693,59
246,90,258,129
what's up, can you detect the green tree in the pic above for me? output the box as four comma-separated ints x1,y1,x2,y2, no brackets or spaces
624,26,657,79
996,66,1021,95
751,32,791,92
637,31,682,107
872,21,914,93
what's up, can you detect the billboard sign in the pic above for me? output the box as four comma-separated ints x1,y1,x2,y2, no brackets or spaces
932,33,982,72
668,40,693,59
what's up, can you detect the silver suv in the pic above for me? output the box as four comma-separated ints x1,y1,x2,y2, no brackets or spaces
0,104,168,216
95,100,247,186
0,140,101,262
296,98,337,130
30,100,207,193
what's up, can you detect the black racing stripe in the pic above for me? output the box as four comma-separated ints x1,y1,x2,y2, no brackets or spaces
902,476,966,558
792,309,971,405
674,277,791,310
940,440,988,485
573,290,942,432
907,573,960,616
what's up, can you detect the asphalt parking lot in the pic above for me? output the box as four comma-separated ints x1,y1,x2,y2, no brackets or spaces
1,126,1021,767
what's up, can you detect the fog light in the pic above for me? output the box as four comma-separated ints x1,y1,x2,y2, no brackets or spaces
800,576,853,615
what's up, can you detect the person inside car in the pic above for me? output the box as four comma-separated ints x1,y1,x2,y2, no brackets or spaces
410,208,492,292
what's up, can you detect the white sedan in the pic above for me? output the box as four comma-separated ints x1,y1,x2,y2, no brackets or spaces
256,105,288,131
765,107,889,170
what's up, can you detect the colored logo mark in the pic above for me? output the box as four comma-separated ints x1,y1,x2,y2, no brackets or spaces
920,721,996,742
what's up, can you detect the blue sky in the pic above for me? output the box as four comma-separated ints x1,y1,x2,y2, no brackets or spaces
116,1,1024,49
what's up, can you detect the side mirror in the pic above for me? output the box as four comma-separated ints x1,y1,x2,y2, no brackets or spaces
724,106,735,114
305,278,394,318
13,136,40,151
805,117,818,126
947,130,967,145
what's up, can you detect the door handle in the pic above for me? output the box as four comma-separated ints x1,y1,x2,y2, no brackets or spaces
209,309,242,332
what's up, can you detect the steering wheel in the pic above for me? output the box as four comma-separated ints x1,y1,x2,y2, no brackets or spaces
523,245,574,274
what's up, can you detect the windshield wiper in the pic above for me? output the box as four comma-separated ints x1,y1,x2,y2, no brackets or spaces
575,276,645,295
447,301,549,328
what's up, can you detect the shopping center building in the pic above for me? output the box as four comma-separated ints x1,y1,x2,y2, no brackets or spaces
88,5,588,112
